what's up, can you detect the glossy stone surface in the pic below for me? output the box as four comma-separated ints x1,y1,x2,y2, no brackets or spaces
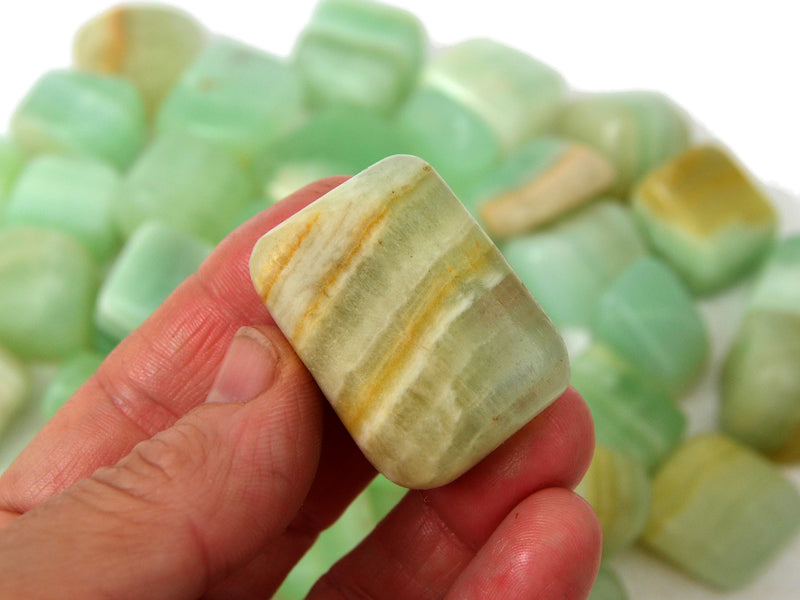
41,351,104,419
424,38,566,153
593,257,709,396
558,91,690,195
250,155,569,489
570,344,686,471
10,69,146,170
3,155,121,263
157,37,306,165
73,4,207,117
119,131,255,243
501,200,648,328
0,344,30,436
748,234,800,316
95,222,211,344
641,433,800,590
721,310,800,461
633,145,777,294
465,136,616,237
576,444,651,556
0,227,97,360
0,138,25,213
292,0,426,115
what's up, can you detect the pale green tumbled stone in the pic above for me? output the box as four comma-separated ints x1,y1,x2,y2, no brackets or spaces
501,200,648,328
593,257,709,396
641,433,800,590
570,344,686,472
576,444,651,556
3,155,121,263
95,221,211,344
119,131,255,243
0,227,97,360
721,310,800,462
424,38,566,153
250,155,569,489
0,344,30,436
588,564,628,600
73,4,207,117
40,351,104,419
0,138,25,213
633,145,777,294
558,91,690,195
396,87,502,199
748,234,800,316
10,69,146,170
156,37,307,165
464,135,616,237
292,0,427,115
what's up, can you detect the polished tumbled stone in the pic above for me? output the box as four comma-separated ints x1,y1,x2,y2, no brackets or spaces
424,38,566,153
633,145,777,294
0,344,30,436
157,37,307,165
4,156,121,263
0,227,97,360
292,0,426,115
570,343,686,471
73,4,207,117
558,91,690,195
250,155,569,489
641,433,800,590
748,234,800,316
119,131,255,243
11,69,146,170
95,222,212,344
41,351,104,419
593,257,709,396
588,564,629,600
0,138,25,213
464,136,616,237
501,200,648,328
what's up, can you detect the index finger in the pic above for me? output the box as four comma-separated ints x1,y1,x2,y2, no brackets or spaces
0,177,348,515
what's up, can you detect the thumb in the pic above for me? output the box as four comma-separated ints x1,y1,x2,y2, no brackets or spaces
0,325,324,600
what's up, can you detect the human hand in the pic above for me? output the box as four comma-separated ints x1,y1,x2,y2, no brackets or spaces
0,178,601,599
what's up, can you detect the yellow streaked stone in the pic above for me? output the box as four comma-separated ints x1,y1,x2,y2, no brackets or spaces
250,154,569,489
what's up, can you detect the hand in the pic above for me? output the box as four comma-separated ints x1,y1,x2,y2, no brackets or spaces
0,178,601,599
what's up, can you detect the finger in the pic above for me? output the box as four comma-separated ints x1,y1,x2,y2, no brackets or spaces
308,388,595,598
0,177,348,515
444,489,602,600
0,324,324,600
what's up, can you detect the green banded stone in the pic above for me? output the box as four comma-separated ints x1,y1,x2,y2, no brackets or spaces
0,138,25,213
0,344,30,437
119,131,255,243
3,156,121,263
424,38,566,153
570,344,686,471
10,69,146,170
156,37,307,166
501,200,647,328
95,222,211,344
0,227,97,360
632,145,777,294
73,4,207,118
641,433,800,590
292,0,427,115
588,564,628,600
41,351,104,419
558,91,690,195
593,257,709,396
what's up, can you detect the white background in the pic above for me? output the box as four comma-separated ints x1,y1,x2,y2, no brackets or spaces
1,1,798,598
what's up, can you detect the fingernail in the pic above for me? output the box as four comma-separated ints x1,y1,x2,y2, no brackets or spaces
205,326,279,404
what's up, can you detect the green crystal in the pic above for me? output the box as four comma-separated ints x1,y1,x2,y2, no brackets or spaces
557,91,690,195
292,0,427,115
593,257,709,396
0,344,31,437
119,131,255,243
748,234,800,315
10,69,146,170
95,222,212,344
3,155,121,263
73,4,207,117
641,433,800,590
0,138,25,213
424,38,566,153
588,564,628,600
570,344,686,471
501,200,648,328
40,351,104,419
0,227,97,360
156,37,307,166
